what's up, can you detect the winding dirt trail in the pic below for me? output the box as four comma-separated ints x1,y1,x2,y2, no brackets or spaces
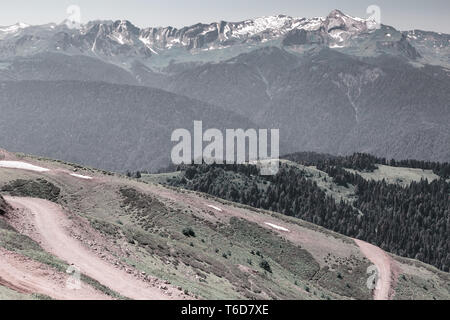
354,239,392,300
0,248,110,300
4,196,178,300
0,157,394,300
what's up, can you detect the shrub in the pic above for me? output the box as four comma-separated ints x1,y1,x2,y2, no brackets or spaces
1,179,60,202
259,260,272,273
182,227,196,237
0,195,11,215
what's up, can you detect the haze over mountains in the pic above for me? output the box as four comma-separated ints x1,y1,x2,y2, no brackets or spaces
0,81,252,171
0,9,449,171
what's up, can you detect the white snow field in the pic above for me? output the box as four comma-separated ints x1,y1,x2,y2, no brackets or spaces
0,161,50,172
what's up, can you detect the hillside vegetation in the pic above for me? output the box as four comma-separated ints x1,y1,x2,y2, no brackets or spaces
161,156,449,272
0,150,448,299
0,195,10,215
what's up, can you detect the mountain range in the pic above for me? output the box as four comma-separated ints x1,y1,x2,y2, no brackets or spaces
0,9,449,171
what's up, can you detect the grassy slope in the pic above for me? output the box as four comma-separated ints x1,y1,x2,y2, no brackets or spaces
0,285,35,300
0,153,448,300
345,164,440,186
145,161,450,300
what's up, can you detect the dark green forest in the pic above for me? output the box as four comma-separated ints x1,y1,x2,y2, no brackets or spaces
165,160,449,272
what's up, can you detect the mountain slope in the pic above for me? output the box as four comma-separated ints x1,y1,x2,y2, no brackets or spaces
265,50,450,161
0,80,254,171
0,10,449,166
159,47,450,162
0,150,448,300
160,159,450,271
0,10,448,67
0,52,138,84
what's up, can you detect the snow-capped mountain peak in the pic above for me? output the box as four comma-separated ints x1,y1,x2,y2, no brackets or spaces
322,9,372,47
0,22,30,41
0,10,374,53
0,10,447,66
0,22,29,34
233,14,297,36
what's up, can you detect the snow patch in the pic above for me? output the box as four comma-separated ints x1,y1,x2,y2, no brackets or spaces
70,173,93,180
301,18,324,31
0,161,50,172
139,36,158,54
234,15,295,37
264,222,289,232
110,33,130,45
207,204,222,212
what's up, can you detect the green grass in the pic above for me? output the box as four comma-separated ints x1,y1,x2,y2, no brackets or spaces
113,187,363,299
394,273,450,300
345,164,439,187
0,285,34,300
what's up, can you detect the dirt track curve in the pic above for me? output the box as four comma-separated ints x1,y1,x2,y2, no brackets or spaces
354,239,392,300
4,196,179,300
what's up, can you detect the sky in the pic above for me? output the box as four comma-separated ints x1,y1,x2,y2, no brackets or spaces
1,0,449,33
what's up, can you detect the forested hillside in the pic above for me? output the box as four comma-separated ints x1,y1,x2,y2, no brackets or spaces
0,80,253,171
163,160,449,271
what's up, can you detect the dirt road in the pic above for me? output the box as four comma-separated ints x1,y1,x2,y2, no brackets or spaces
4,196,179,300
0,247,109,300
354,239,392,300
